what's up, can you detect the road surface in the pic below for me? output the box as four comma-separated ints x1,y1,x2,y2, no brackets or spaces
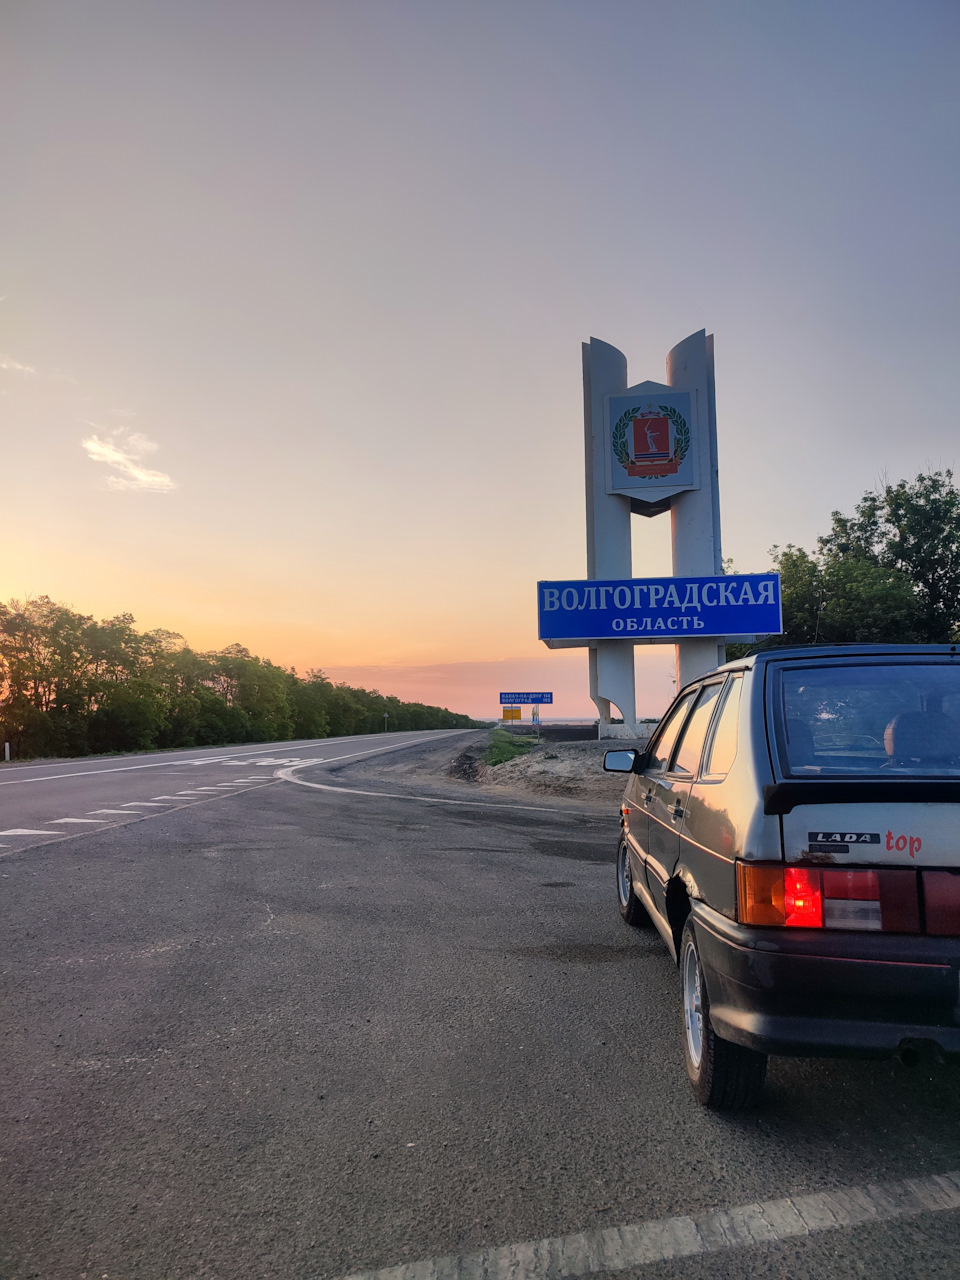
2,731,960,1279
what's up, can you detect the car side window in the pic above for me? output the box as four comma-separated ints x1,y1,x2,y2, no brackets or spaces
671,682,725,777
702,675,743,778
647,692,697,775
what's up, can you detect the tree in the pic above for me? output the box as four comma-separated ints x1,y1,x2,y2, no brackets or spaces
818,470,960,642
0,596,478,758
727,469,960,657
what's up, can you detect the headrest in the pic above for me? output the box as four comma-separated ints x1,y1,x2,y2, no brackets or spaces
884,711,960,763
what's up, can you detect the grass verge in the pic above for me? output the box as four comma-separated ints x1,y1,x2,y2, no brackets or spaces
485,728,535,767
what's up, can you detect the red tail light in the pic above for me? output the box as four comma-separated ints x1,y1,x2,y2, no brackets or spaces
784,867,823,927
738,863,923,932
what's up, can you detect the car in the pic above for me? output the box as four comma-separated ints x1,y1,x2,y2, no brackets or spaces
603,644,960,1111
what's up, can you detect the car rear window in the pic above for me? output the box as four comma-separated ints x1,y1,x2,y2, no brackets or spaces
776,661,960,777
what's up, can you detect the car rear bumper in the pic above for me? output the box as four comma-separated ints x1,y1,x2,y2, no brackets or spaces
691,901,960,1059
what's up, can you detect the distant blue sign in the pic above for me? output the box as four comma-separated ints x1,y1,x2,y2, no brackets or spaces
500,692,554,705
537,575,782,642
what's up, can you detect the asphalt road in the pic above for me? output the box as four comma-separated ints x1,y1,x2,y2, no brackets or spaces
2,731,960,1280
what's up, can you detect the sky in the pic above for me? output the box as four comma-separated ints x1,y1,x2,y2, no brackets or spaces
3,0,958,721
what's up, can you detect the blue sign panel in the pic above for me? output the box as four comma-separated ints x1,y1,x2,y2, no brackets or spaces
499,692,554,705
537,575,782,642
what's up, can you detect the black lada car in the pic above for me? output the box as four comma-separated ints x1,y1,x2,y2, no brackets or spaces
604,645,960,1111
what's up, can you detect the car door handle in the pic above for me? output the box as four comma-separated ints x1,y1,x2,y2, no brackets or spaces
671,801,684,822
643,790,654,806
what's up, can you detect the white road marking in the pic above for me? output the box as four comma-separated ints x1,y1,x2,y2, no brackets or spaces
151,796,182,800
338,1169,960,1280
0,740,342,787
50,818,107,824
174,791,205,796
192,787,222,792
0,828,57,835
275,739,576,814
278,773,571,814
121,802,169,807
87,809,137,815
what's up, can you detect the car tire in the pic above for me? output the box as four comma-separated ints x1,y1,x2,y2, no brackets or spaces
680,919,767,1112
616,838,651,927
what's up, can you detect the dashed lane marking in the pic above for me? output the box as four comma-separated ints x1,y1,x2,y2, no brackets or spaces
338,1169,960,1280
51,818,107,825
0,739,367,787
0,778,304,859
122,801,170,807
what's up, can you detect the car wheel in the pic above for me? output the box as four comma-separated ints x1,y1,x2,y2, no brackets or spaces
680,919,767,1111
616,838,651,927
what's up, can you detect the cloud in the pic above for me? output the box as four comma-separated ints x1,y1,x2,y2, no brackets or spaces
81,427,177,492
0,353,37,375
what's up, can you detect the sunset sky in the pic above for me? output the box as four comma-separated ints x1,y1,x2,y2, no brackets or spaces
3,1,958,720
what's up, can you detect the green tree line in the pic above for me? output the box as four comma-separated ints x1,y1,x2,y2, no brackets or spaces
0,598,476,759
729,469,960,657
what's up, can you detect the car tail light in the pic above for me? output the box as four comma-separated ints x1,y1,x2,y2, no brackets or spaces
737,863,786,926
821,869,880,931
738,863,924,932
784,867,823,927
922,871,960,935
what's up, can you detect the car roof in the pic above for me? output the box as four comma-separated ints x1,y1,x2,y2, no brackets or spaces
676,644,960,697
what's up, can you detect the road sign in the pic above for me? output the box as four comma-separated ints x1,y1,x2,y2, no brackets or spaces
502,706,521,721
499,692,553,704
538,574,782,644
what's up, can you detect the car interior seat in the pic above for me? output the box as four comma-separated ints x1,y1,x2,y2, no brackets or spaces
883,711,960,765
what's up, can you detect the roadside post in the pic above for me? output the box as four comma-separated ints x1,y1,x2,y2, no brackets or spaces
540,332,782,737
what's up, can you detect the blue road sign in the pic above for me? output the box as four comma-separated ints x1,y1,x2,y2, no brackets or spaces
499,692,554,705
537,575,782,643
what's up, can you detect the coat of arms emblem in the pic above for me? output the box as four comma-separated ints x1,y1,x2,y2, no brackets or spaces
612,403,691,478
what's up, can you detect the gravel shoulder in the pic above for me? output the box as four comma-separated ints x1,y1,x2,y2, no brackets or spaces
332,728,644,811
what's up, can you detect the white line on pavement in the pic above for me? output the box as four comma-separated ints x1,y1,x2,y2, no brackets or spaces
122,802,169,807
277,753,593,815
0,828,56,836
280,771,566,814
0,739,357,787
337,1169,960,1280
86,809,136,815
50,818,107,824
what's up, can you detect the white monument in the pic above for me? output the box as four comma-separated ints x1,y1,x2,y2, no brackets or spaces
582,331,724,738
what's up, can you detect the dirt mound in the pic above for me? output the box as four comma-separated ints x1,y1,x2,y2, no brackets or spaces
446,742,488,783
477,738,640,803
